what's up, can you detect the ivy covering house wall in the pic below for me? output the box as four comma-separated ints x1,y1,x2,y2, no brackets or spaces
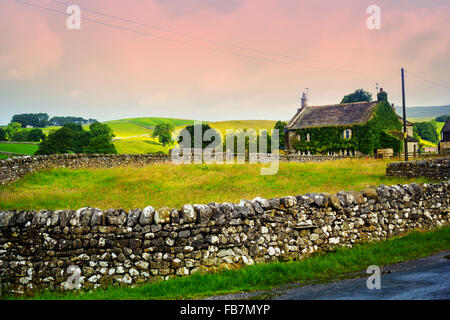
291,101,403,155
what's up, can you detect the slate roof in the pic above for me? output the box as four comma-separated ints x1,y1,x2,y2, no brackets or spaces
386,130,419,143
442,119,450,133
286,101,379,129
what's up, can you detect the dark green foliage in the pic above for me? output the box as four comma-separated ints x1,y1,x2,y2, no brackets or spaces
11,113,49,128
28,128,45,142
435,115,450,122
341,89,372,104
4,122,21,140
35,127,73,155
48,116,96,126
292,101,402,155
11,130,30,142
0,128,7,141
180,124,222,149
274,121,287,150
152,123,175,147
83,122,116,154
413,121,439,143
63,123,83,132
380,131,403,153
377,91,388,102
35,122,116,155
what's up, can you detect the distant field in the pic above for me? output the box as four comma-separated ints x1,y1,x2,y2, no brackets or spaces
0,159,431,211
0,143,38,155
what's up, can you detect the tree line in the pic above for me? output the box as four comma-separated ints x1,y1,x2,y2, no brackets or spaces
0,123,45,142
10,113,97,128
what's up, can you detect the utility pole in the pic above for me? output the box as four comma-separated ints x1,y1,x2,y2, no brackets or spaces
401,68,408,161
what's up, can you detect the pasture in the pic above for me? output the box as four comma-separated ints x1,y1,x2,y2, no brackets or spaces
0,143,39,155
0,159,431,211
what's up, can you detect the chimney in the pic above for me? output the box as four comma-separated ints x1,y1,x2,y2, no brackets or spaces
300,92,308,109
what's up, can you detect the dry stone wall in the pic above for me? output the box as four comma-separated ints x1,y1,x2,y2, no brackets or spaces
0,181,449,296
386,157,450,179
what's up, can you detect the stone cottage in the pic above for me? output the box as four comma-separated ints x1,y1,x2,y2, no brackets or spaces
284,90,417,156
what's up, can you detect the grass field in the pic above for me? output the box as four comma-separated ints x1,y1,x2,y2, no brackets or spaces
0,143,39,155
114,137,169,154
0,159,431,211
16,226,450,300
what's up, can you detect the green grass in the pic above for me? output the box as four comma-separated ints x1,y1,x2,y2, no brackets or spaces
16,226,450,300
0,143,39,155
0,154,9,160
105,122,152,138
114,137,169,154
0,159,432,211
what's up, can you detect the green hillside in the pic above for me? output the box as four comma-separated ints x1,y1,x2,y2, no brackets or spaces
105,117,196,129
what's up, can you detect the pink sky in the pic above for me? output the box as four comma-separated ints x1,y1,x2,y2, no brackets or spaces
1,0,449,123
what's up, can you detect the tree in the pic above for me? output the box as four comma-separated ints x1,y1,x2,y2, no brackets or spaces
11,113,49,128
35,127,73,155
341,89,372,104
152,123,175,147
49,116,97,126
34,122,116,155
0,128,7,141
5,122,21,140
11,130,30,142
413,121,439,143
180,124,221,149
28,128,45,142
274,121,287,150
84,122,116,154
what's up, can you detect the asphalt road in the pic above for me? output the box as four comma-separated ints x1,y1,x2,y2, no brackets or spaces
276,253,450,300
207,251,450,300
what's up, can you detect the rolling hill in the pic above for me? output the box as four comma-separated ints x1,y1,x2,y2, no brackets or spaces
395,105,450,120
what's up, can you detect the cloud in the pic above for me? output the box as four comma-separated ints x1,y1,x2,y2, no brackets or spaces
0,2,63,81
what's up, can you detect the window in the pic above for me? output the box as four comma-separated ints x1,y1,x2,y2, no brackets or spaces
343,129,352,139
306,133,311,141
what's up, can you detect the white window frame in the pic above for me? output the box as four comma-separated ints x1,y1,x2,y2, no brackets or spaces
343,129,352,139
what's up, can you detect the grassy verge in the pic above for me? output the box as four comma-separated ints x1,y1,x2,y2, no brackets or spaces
0,159,433,211
12,226,449,300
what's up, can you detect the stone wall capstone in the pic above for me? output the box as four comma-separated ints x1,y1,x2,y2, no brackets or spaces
0,181,449,296
386,157,450,179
